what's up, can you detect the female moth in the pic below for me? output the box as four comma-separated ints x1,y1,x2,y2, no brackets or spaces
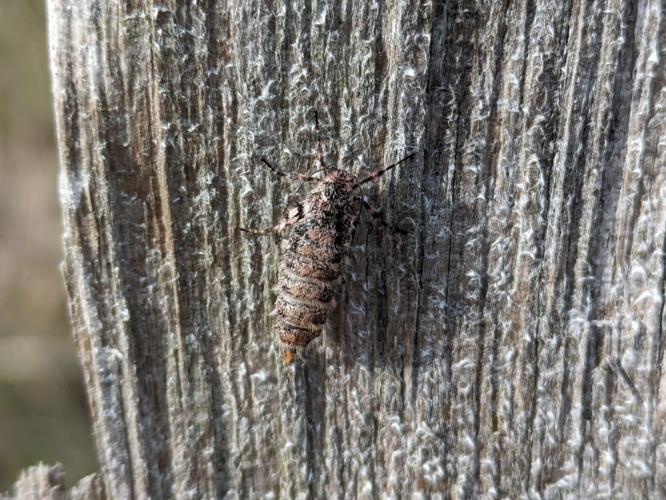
242,133,413,365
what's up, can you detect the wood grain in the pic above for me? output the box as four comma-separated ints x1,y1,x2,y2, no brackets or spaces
12,0,663,498
0,464,104,500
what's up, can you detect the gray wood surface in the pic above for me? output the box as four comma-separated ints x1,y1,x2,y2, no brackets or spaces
0,464,104,500
7,0,664,498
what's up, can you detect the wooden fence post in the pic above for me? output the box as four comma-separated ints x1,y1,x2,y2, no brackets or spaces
5,0,664,498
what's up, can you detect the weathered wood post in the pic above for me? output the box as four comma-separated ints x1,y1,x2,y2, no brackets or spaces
4,0,665,498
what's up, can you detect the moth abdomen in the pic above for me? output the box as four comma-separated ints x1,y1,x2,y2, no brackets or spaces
275,322,321,349
274,296,330,328
281,251,340,281
277,274,337,304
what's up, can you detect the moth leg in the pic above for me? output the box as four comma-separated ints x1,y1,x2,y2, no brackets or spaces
358,197,407,235
240,202,305,236
239,219,292,237
259,158,317,183
239,225,281,236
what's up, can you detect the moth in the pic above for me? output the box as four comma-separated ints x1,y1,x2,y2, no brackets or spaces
242,131,413,365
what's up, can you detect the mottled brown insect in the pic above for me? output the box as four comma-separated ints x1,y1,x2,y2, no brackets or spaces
242,134,413,365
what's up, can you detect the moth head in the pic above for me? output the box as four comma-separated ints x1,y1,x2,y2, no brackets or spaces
324,169,355,190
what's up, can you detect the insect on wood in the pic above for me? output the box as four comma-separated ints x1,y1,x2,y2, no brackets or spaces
242,118,413,365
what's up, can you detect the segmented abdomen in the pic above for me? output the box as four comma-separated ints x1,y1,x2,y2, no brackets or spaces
274,225,343,351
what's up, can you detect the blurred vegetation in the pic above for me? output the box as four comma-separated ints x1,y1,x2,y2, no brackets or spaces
0,0,97,490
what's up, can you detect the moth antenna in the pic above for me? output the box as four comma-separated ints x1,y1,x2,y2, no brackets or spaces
353,153,415,188
314,109,326,172
258,157,317,182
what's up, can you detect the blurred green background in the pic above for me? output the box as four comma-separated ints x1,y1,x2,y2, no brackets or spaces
0,0,97,490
